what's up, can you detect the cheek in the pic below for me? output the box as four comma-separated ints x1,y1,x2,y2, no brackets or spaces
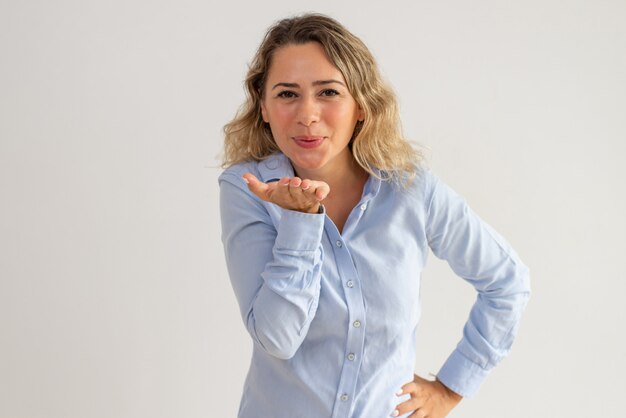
267,106,294,127
326,105,358,130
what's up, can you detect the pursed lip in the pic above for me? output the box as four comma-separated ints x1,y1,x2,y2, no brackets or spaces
292,136,324,141
292,136,325,149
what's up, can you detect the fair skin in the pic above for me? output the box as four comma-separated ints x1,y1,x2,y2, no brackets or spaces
243,42,462,417
394,374,462,418
244,42,367,232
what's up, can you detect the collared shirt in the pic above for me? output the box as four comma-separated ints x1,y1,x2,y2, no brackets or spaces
218,153,530,418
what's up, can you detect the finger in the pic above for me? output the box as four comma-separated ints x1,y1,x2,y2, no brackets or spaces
393,381,425,418
301,181,320,199
313,182,330,201
393,396,424,417
408,409,427,418
300,179,322,200
300,179,312,190
289,177,302,188
298,180,329,201
242,173,270,200
400,374,429,397
398,382,419,397
278,176,291,187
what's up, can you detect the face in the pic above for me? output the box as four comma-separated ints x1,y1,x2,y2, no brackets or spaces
260,42,364,178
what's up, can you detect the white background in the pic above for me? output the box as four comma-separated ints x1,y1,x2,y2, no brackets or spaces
1,1,625,417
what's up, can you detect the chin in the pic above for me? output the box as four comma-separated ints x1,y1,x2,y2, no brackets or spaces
290,155,327,172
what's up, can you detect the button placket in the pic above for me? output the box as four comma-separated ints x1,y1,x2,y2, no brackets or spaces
325,222,367,418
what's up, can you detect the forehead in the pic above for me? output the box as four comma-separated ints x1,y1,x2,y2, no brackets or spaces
266,42,345,84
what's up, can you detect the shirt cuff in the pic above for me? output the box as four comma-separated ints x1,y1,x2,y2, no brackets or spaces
274,208,325,251
436,349,491,398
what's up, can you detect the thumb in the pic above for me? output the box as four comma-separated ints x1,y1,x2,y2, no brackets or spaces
243,173,270,201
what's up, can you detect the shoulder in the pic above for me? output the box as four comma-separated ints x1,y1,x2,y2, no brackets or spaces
384,164,438,202
219,160,261,187
219,152,293,189
218,159,270,221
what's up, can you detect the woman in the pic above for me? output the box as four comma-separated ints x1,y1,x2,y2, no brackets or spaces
219,13,530,418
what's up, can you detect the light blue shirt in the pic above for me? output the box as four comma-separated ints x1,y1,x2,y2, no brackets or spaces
219,153,530,418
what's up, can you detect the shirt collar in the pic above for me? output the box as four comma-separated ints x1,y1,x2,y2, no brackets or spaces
258,153,294,183
362,168,382,201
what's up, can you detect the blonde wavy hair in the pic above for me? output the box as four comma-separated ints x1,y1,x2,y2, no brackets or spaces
222,13,422,182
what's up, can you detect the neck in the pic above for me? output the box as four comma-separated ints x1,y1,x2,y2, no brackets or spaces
292,151,368,192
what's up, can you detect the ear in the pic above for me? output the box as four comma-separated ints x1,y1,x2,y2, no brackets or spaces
357,106,365,122
260,99,269,123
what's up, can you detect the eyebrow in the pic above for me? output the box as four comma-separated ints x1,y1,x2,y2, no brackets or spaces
271,79,346,90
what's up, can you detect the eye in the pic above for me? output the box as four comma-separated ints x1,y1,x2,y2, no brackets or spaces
320,89,340,97
277,90,297,98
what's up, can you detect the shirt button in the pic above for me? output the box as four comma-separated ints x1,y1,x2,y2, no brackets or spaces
360,204,367,211
340,394,349,401
353,320,361,328
346,280,354,288
347,353,355,361
335,240,343,248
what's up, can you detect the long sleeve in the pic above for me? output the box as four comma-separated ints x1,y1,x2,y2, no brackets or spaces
219,174,325,359
221,155,531,417
425,172,531,398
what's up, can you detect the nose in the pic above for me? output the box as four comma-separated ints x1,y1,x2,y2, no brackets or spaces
296,96,320,127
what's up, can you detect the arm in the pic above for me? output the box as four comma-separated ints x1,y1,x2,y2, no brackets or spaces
394,172,530,417
219,174,325,359
425,172,531,398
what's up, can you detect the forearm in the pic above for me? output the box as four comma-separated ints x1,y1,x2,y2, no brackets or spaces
220,177,325,359
243,213,324,359
426,171,532,397
245,274,321,359
437,260,531,397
